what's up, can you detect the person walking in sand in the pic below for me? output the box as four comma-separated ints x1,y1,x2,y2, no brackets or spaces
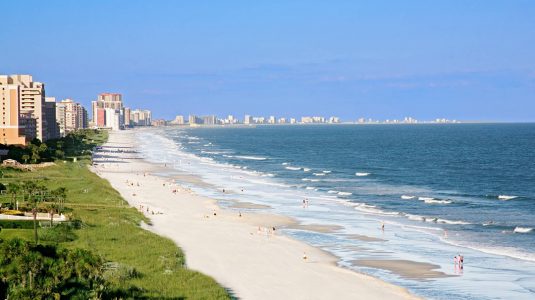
303,252,308,261
381,222,385,231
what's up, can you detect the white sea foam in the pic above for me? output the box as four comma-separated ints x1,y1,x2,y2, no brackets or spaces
354,205,399,216
498,195,518,201
285,166,301,171
303,168,311,172
418,196,434,201
436,218,471,225
401,195,415,200
234,155,268,160
338,192,353,196
282,162,289,165
355,172,370,177
201,150,227,155
327,190,339,194
322,170,331,173
407,214,426,221
514,227,533,233
423,199,452,204
306,187,315,190
313,173,326,176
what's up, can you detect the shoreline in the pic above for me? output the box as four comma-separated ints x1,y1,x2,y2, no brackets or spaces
91,130,419,300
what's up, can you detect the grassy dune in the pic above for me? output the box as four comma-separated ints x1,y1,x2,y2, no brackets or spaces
0,131,231,299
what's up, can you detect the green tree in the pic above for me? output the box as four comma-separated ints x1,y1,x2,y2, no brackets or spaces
22,182,48,244
54,149,65,159
52,187,67,214
21,154,29,164
7,183,20,209
0,239,109,299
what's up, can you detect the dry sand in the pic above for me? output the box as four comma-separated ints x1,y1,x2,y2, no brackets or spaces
91,130,419,300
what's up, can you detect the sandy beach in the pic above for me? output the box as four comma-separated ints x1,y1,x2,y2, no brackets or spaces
91,130,418,300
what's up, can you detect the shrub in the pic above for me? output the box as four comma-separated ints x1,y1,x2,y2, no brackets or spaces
39,223,78,243
0,220,34,229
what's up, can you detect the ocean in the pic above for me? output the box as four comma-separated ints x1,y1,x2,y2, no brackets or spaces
136,124,535,300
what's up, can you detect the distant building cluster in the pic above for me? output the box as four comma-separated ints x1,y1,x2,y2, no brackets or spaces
0,74,155,146
356,117,459,124
166,114,341,126
91,93,151,130
55,98,88,137
161,114,461,127
0,74,89,145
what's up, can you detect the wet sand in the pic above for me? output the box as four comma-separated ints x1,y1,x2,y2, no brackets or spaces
354,259,453,281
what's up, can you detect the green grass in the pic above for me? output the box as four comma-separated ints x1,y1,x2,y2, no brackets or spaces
0,131,231,299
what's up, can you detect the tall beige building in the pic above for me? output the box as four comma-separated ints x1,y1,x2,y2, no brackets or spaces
0,75,51,145
56,99,87,137
129,109,152,126
91,93,124,130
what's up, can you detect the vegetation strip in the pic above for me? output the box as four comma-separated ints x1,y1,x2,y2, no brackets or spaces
0,130,230,299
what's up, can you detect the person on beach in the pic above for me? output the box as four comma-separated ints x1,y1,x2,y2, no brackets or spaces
239,211,242,217
303,252,308,261
459,254,464,267
381,222,385,231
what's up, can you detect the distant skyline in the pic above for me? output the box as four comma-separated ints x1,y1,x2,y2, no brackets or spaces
2,1,535,122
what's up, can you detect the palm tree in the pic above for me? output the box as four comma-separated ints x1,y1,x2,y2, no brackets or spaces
23,182,47,244
22,181,37,202
22,154,30,164
7,183,21,209
53,187,67,213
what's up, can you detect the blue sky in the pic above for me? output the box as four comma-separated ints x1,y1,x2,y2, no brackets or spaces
2,1,535,121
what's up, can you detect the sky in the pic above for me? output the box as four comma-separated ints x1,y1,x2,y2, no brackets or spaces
1,0,535,122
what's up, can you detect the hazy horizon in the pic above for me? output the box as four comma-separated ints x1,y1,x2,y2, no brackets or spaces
2,1,535,122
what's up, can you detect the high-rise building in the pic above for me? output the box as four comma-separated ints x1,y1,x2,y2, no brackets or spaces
202,115,216,125
91,93,124,130
124,107,131,127
328,116,340,124
45,97,60,140
105,108,121,131
129,109,152,126
244,115,253,125
0,75,52,145
171,115,185,125
268,116,276,124
189,115,200,125
56,99,87,136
